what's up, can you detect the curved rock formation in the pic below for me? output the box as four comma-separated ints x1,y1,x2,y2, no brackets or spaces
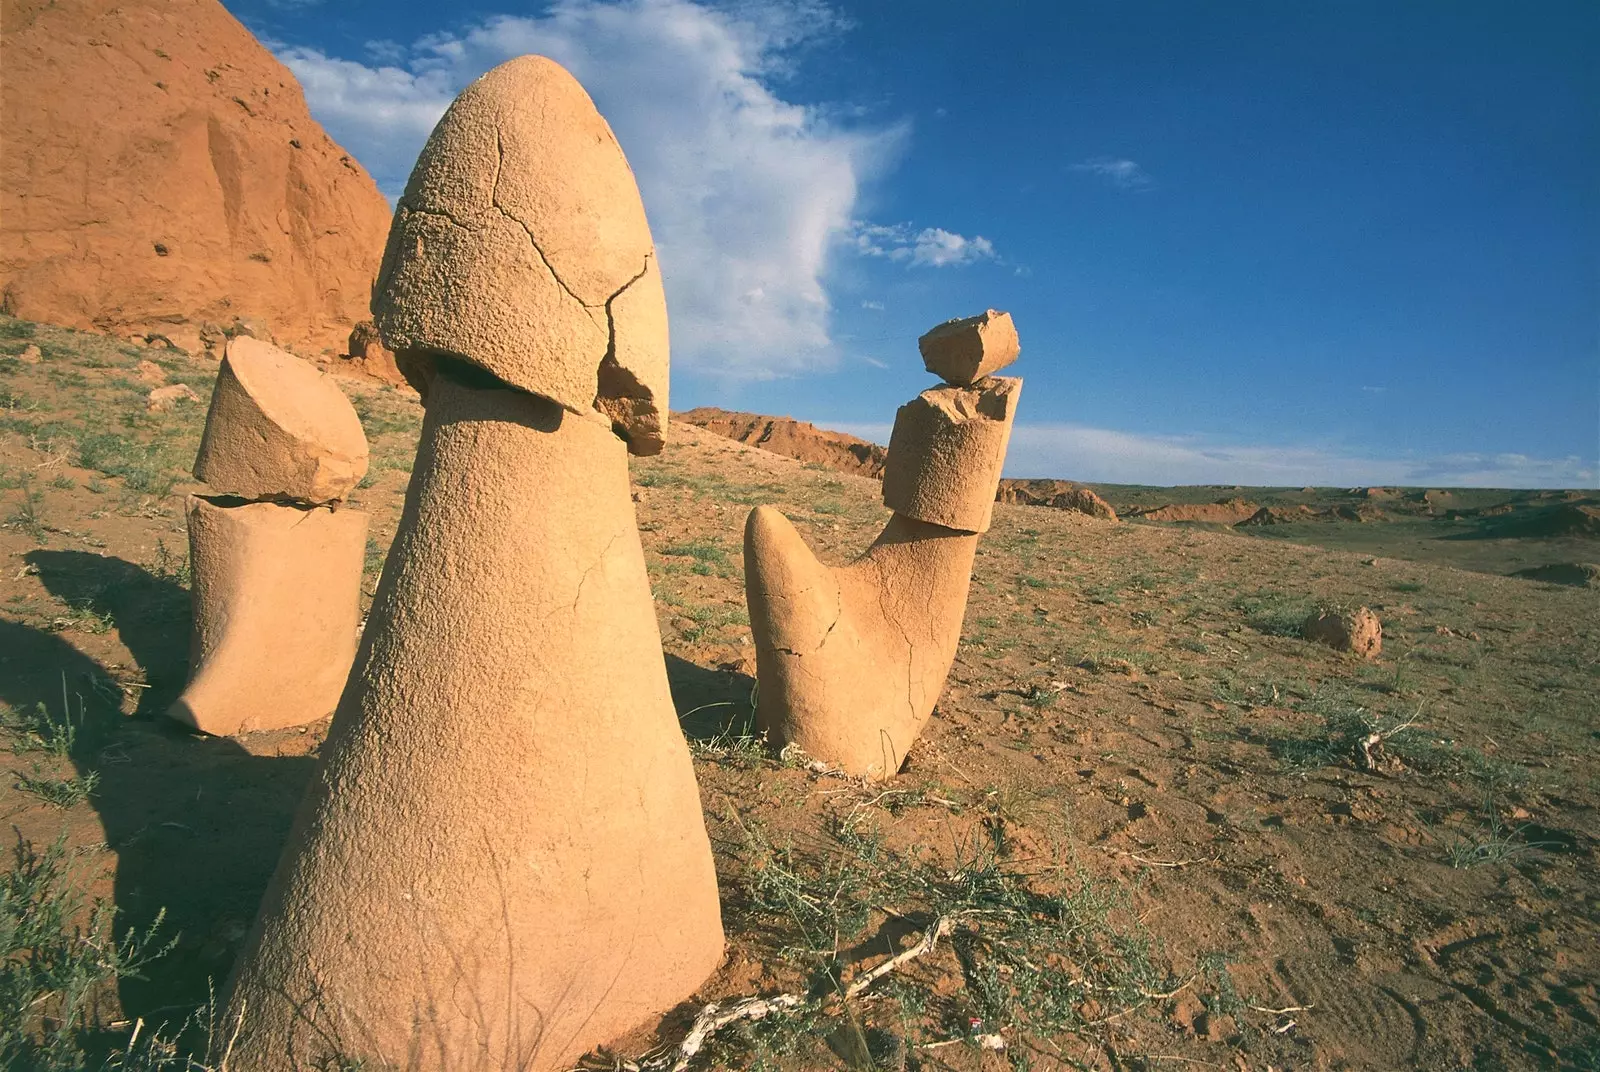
747,314,1022,778
0,0,392,354
221,56,723,1071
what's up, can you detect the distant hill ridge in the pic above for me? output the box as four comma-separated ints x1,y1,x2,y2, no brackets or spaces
676,407,888,478
674,406,1119,519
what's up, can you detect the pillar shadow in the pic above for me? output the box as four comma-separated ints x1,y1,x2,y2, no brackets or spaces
0,575,314,1033
25,548,191,717
664,653,756,741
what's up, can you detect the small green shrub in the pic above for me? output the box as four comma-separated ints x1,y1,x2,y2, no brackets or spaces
0,834,170,1069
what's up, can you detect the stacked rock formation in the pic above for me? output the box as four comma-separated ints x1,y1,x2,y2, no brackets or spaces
746,309,1022,778
169,336,369,736
221,57,723,1071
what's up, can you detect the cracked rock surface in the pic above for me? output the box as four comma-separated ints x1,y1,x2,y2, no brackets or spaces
373,55,669,454
222,56,722,1070
882,376,1021,534
747,507,983,779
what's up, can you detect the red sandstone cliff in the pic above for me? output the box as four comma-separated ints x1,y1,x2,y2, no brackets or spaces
0,0,392,354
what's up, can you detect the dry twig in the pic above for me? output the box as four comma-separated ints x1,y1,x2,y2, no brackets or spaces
629,915,957,1071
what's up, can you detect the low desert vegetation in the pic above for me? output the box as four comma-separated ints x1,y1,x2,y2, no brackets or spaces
0,317,1596,1068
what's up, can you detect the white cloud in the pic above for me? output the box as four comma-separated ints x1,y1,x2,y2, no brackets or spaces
860,300,884,310
827,420,1596,489
1070,156,1152,190
275,0,924,378
848,221,998,267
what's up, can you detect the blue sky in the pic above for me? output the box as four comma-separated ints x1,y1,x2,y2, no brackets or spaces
231,0,1597,487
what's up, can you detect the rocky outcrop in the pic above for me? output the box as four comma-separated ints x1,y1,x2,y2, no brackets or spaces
222,57,723,1071
677,407,888,477
193,336,369,503
1302,606,1383,660
746,311,1022,779
997,480,1118,521
1135,498,1260,525
1238,504,1325,526
0,0,392,354
881,378,1020,533
918,309,1020,385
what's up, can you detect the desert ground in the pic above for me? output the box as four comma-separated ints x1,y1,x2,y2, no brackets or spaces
1,317,1596,1070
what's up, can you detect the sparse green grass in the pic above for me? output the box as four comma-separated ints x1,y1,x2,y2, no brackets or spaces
4,473,47,542
76,431,187,498
1438,806,1554,869
150,540,191,588
660,539,732,576
0,833,175,1070
711,814,1181,1067
13,765,100,808
1233,591,1315,637
0,316,38,339
676,601,748,642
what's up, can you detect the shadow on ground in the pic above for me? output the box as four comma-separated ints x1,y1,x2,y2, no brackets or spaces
26,548,192,717
666,653,756,741
0,557,315,1028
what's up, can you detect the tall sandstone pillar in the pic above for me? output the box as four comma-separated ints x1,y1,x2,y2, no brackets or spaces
221,56,723,1070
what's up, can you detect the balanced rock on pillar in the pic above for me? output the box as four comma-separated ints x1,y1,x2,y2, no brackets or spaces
918,308,1019,386
221,55,723,1072
747,313,1023,778
170,338,370,737
194,336,369,503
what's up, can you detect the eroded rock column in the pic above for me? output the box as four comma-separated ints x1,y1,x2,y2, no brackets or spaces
220,56,723,1071
169,336,369,736
747,311,1023,778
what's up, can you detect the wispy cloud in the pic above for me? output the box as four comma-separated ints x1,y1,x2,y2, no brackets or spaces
848,221,998,267
1069,156,1152,190
860,300,884,310
275,0,927,379
827,420,1595,489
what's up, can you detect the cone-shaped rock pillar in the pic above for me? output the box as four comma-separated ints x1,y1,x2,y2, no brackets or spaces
169,337,369,736
220,56,723,1071
747,315,1023,778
